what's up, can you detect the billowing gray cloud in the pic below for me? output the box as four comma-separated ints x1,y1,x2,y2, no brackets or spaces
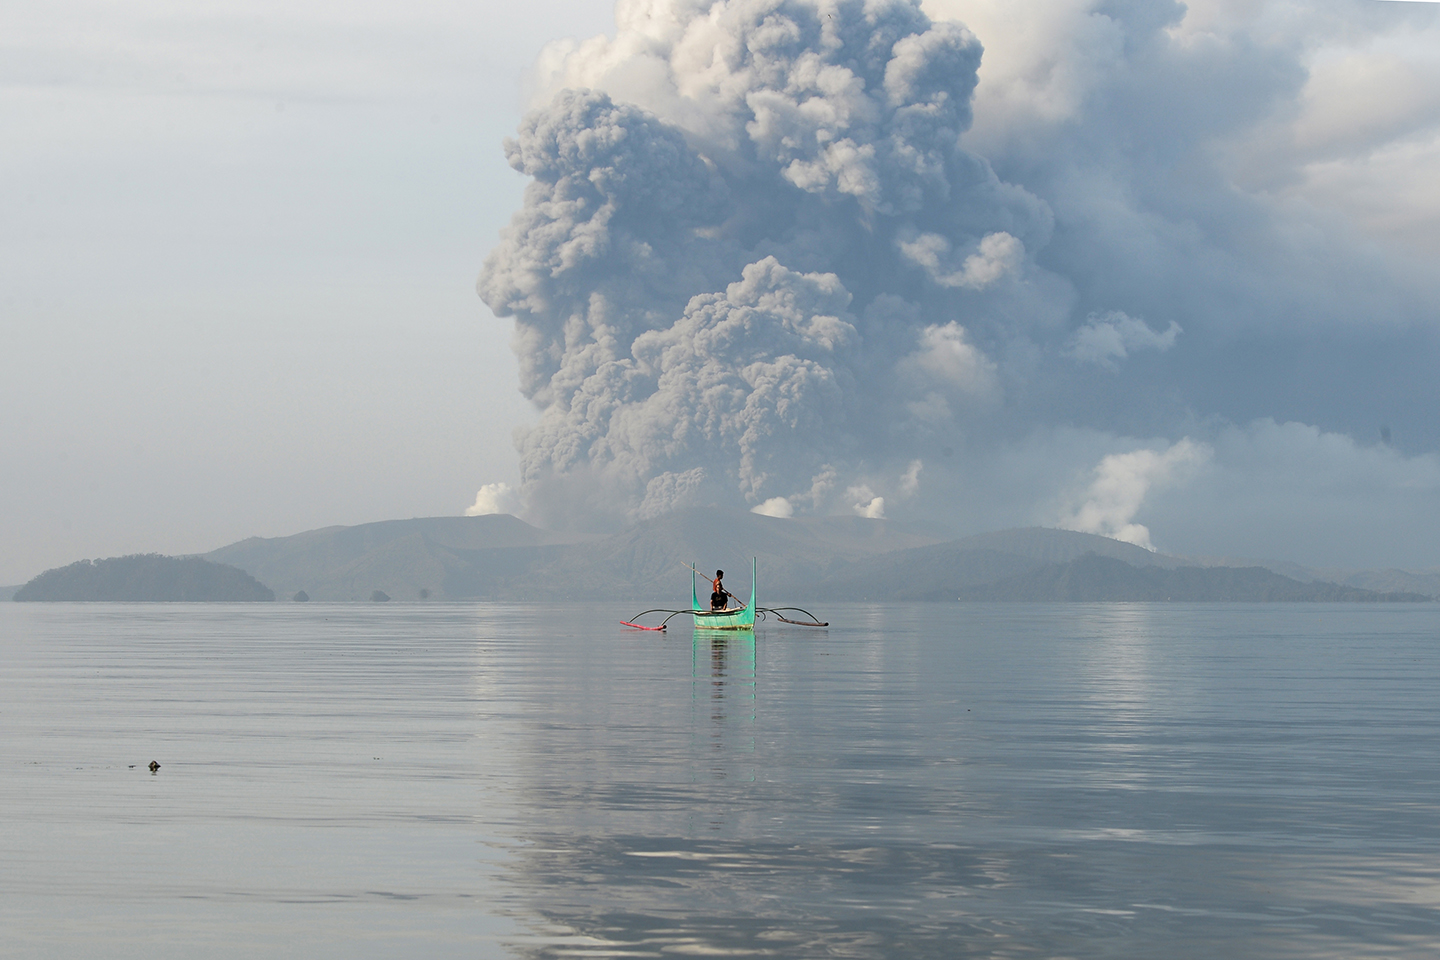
481,0,1051,525
478,0,1440,564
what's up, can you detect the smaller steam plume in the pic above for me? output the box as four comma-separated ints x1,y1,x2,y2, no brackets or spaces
1057,439,1211,550
466,482,521,517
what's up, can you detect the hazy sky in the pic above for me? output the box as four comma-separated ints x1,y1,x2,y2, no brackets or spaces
5,0,1440,584
2,0,614,583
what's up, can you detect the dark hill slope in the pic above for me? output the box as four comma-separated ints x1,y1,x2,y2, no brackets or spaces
15,555,274,601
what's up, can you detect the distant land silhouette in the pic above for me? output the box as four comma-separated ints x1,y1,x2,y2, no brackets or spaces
193,510,1434,604
8,512,1435,603
14,554,274,602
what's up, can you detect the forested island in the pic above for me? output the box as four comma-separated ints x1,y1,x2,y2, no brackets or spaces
14,554,274,602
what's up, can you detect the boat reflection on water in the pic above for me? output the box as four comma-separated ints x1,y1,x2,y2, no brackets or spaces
692,631,757,784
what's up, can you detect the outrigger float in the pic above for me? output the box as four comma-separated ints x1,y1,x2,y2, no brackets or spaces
621,558,828,631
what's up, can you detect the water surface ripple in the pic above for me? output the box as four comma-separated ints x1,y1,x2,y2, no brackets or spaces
2,602,1438,958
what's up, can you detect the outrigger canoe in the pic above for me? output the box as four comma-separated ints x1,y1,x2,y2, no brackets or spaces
690,558,756,631
621,558,828,631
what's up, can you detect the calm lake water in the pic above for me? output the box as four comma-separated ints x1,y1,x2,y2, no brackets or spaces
2,602,1438,959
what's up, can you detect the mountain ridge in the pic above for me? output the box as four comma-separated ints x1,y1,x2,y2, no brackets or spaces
11,511,1432,603
189,511,1434,603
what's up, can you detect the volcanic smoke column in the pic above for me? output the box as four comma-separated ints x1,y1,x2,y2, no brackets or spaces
479,0,1056,527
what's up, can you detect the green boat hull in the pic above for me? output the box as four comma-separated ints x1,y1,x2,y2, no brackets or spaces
691,559,756,631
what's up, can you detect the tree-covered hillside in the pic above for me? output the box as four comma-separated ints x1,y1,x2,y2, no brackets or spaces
14,554,274,601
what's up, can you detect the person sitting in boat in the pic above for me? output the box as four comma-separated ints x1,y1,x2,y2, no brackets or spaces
710,570,730,611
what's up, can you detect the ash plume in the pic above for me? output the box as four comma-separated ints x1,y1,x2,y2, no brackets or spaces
480,0,1050,525
477,0,1440,565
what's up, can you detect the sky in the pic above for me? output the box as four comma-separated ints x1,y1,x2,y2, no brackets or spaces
2,0,613,584
4,0,1440,584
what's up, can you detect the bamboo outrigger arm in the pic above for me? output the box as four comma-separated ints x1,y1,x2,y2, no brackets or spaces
757,606,828,627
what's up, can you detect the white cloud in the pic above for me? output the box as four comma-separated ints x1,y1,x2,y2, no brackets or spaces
465,482,521,517
751,497,794,518
847,484,887,519
1058,438,1212,550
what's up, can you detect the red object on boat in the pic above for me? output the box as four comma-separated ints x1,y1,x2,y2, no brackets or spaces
621,620,666,631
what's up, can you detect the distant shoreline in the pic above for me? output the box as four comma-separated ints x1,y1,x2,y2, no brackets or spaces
10,511,1437,604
